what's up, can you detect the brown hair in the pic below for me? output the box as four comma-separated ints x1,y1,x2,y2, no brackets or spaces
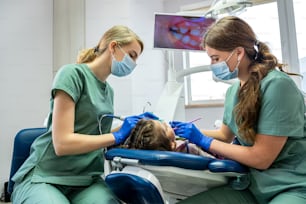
202,16,286,143
122,119,172,151
77,25,144,64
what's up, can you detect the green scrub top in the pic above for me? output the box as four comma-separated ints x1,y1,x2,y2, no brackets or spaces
12,64,114,186
223,69,306,203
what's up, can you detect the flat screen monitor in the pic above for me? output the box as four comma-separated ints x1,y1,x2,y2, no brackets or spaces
153,13,216,51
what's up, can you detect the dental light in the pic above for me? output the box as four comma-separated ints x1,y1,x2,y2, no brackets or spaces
205,0,253,17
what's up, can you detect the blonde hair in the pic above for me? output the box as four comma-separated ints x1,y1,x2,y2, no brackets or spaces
77,25,144,64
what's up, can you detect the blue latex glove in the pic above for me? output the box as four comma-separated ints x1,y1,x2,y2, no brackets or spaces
170,121,213,151
138,112,159,120
113,115,141,145
113,112,160,145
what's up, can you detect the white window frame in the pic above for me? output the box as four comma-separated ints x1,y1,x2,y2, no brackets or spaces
182,0,302,106
183,51,230,106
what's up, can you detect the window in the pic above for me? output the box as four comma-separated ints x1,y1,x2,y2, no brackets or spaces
185,2,282,105
184,51,231,105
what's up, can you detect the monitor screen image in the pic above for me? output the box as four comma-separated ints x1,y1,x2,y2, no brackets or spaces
153,13,216,51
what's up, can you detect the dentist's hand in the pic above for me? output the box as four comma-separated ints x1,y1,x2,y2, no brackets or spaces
113,112,160,145
170,121,213,151
138,112,159,120
113,115,140,145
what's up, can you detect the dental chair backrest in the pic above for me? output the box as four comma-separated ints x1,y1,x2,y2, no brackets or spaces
105,166,166,204
8,127,47,196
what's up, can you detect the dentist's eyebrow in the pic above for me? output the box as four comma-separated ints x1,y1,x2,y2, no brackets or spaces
210,54,219,59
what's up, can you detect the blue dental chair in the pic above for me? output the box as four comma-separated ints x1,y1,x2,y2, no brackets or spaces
7,127,47,199
7,127,249,204
104,148,249,204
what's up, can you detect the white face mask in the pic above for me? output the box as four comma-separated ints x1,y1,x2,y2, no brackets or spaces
211,50,240,80
111,46,137,77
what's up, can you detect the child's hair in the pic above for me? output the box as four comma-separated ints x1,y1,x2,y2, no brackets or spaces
122,119,172,151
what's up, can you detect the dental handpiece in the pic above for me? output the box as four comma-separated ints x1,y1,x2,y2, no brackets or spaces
110,115,125,121
102,114,125,121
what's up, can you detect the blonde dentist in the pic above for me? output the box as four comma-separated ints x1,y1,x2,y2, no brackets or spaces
11,25,158,204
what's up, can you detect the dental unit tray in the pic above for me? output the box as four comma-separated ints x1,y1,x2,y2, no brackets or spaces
104,148,249,204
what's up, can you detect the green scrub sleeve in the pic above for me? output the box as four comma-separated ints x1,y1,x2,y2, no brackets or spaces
51,65,84,103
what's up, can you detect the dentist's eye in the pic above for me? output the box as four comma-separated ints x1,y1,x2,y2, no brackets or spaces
129,51,138,59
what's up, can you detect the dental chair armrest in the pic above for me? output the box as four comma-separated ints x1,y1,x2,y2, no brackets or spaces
105,148,213,170
208,159,249,173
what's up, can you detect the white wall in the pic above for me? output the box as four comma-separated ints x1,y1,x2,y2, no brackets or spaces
186,107,224,129
53,0,86,74
0,0,53,190
85,0,167,116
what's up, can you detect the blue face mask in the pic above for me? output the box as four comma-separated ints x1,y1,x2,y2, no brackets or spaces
211,50,239,80
111,47,137,77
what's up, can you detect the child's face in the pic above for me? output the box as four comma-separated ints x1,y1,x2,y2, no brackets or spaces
152,120,176,150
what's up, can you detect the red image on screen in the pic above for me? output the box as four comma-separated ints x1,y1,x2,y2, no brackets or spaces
154,13,216,51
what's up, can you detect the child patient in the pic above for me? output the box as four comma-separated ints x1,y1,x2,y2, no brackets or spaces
121,119,215,158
